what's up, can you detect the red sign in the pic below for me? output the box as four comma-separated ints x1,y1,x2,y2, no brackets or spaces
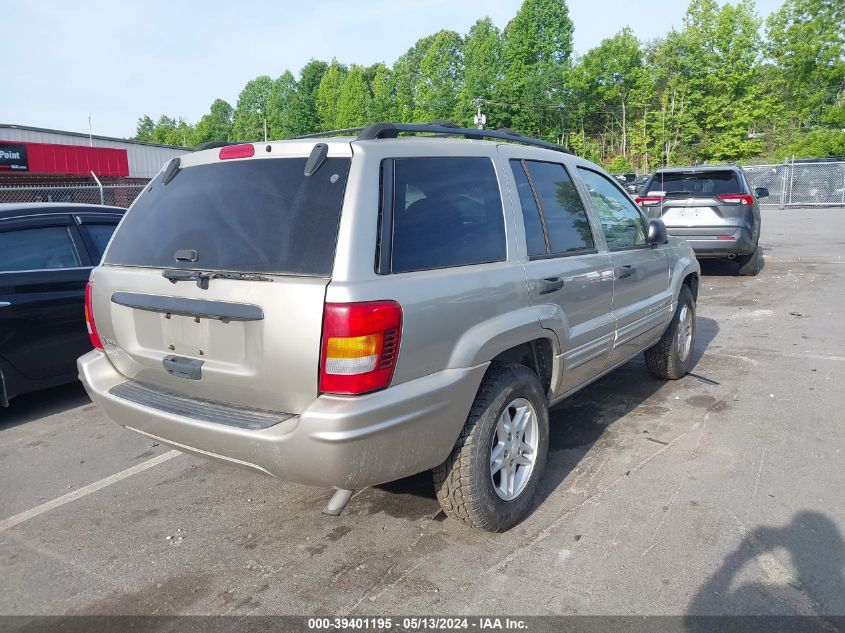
0,140,129,177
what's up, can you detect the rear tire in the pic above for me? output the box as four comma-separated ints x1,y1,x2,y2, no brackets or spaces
736,246,760,276
645,285,696,380
433,364,549,532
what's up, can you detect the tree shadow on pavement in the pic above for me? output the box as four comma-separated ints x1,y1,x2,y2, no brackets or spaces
532,315,719,509
376,316,721,523
685,510,845,624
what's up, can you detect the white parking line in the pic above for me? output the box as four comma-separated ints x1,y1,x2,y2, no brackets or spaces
0,450,181,533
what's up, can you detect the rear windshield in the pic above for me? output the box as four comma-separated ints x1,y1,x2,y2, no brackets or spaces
647,171,743,196
104,157,350,276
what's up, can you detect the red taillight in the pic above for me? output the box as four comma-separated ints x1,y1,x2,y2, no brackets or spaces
319,301,402,395
84,282,103,350
717,194,753,205
219,144,255,160
636,196,663,206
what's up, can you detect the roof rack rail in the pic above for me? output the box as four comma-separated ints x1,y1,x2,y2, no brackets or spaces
292,121,571,153
294,127,366,139
357,122,571,153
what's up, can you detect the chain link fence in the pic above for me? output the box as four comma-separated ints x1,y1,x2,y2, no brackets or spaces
0,184,146,208
743,160,845,207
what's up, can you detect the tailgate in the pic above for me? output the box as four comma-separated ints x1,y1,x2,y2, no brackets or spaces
657,197,726,227
91,266,326,413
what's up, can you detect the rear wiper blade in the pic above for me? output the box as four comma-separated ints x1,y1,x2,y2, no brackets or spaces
162,269,274,289
163,269,210,289
210,272,273,283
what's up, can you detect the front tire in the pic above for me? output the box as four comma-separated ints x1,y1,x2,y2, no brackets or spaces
433,364,549,532
645,285,696,380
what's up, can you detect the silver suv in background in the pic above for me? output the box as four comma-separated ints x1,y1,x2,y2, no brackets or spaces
636,165,765,275
79,123,701,531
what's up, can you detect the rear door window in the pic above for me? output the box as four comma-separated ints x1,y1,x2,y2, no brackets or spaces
0,225,82,271
647,171,743,196
384,157,506,273
80,223,119,261
519,160,595,255
510,160,547,257
104,157,351,276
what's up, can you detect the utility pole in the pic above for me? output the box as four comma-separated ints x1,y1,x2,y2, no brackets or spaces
256,105,268,142
88,113,93,146
473,99,487,130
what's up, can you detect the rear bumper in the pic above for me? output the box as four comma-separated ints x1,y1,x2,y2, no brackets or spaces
665,226,756,257
78,350,487,489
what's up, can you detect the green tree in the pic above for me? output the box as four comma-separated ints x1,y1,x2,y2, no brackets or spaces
414,30,464,121
496,0,574,137
193,99,234,145
766,0,845,127
455,17,503,127
232,75,274,141
644,0,767,165
134,115,156,142
130,0,845,164
316,59,348,130
686,0,766,161
335,65,372,128
645,30,698,166
570,27,644,161
288,59,328,135
368,63,395,122
606,155,634,173
268,70,297,139
392,34,438,122
776,128,845,159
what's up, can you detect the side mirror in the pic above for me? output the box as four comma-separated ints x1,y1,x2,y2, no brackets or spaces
755,187,769,199
647,219,668,246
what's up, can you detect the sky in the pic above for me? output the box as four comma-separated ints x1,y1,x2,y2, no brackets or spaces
5,0,785,139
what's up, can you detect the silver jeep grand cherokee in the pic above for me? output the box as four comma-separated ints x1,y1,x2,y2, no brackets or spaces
79,122,701,531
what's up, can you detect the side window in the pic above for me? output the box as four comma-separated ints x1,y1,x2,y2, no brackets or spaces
0,226,82,272
522,160,594,255
578,168,647,249
81,223,118,261
386,157,506,273
509,160,547,257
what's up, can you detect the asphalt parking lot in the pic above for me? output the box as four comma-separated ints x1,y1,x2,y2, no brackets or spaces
1,207,843,617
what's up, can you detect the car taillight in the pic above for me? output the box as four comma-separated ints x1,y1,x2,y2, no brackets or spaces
636,196,663,206
219,144,255,160
717,194,753,205
319,301,402,395
84,282,103,350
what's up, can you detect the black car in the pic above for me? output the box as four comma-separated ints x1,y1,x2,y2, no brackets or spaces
626,174,650,194
0,203,125,405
